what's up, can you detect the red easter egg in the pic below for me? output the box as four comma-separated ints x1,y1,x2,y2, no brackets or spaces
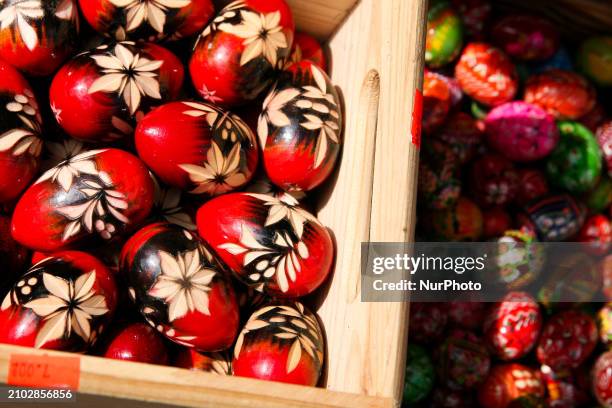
190,0,295,107
50,41,184,142
482,207,512,239
478,364,544,408
174,348,232,375
435,329,491,390
483,292,542,361
423,70,451,135
536,309,598,371
451,0,491,40
289,32,327,72
0,251,117,350
596,121,612,178
455,42,518,107
435,111,484,164
196,192,334,298
515,168,549,207
232,302,324,386
491,15,559,61
11,148,154,252
576,214,612,256
524,70,596,120
102,322,168,365
447,301,486,330
136,101,258,196
0,60,43,204
469,153,519,207
259,60,342,193
0,214,29,290
593,351,612,407
121,223,239,351
79,0,214,41
0,0,78,76
409,302,449,343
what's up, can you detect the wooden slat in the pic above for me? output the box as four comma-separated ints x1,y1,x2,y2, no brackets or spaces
316,0,427,401
287,0,358,39
0,345,391,408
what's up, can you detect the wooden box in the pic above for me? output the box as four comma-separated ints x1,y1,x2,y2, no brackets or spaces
0,0,428,407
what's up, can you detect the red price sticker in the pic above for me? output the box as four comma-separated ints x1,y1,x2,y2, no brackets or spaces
411,89,423,148
8,354,80,390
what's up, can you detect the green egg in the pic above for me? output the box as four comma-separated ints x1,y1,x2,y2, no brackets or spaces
403,344,435,405
578,36,612,86
425,1,464,68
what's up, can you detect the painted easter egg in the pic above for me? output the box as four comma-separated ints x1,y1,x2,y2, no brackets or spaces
585,176,612,214
258,60,341,193
11,148,154,252
190,0,294,107
289,31,326,72
578,36,612,86
451,0,491,40
403,344,435,404
485,101,559,162
469,153,519,207
0,251,117,350
447,301,486,330
174,348,232,375
196,192,334,298
491,15,559,61
576,214,612,256
435,111,483,164
0,0,79,76
592,351,612,407
494,230,544,290
545,121,602,194
232,301,324,386
478,364,545,408
50,41,184,142
79,0,214,41
136,101,258,195
430,196,484,241
418,139,461,210
519,194,585,242
101,322,169,365
423,70,452,135
120,222,240,351
425,1,464,68
597,303,612,348
515,168,549,207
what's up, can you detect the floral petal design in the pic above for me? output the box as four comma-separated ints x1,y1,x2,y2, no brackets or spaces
109,0,191,33
0,1,44,51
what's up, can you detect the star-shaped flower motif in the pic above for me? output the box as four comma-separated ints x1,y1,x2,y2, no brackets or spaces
88,42,164,115
149,249,216,322
109,0,191,33
199,84,223,104
179,141,247,196
257,88,300,146
247,193,319,239
23,271,109,348
37,149,106,191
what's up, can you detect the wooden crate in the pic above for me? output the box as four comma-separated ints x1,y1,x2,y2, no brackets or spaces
0,0,427,406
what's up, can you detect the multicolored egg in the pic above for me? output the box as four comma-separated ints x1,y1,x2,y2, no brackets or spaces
403,344,435,404
597,303,612,348
232,302,324,386
0,251,117,351
409,302,449,343
469,153,519,207
435,329,490,390
0,60,42,204
425,1,464,68
491,15,559,61
259,60,341,193
485,101,559,162
592,351,612,407
483,292,542,360
418,140,461,209
494,230,544,290
196,193,334,298
545,121,602,194
578,36,612,86
78,0,214,41
423,70,452,135
455,42,518,107
430,196,484,241
190,0,294,107
596,121,612,178
120,222,239,351
536,309,598,371
101,322,169,365
524,70,596,120
482,207,512,239
289,32,327,72
0,0,79,76
136,101,258,196
11,148,154,252
518,194,585,242
50,41,184,142
477,364,544,408
435,111,483,164
515,168,549,207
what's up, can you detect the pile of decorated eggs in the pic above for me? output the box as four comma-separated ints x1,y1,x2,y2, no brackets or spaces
0,0,339,388
409,0,612,406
